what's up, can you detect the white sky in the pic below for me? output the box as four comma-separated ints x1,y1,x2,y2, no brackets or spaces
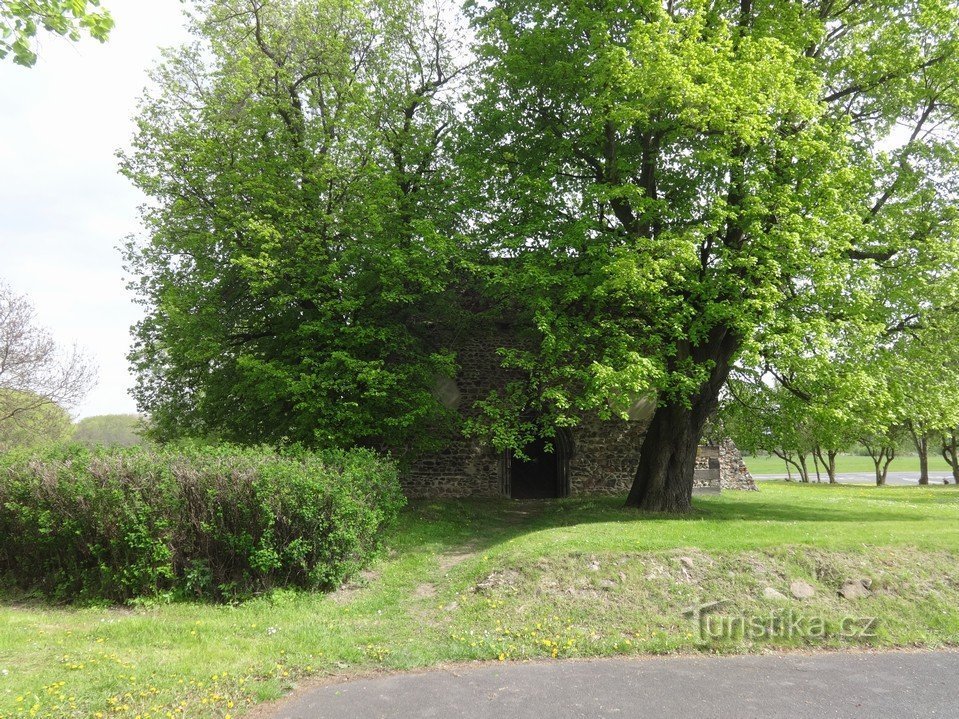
0,1,191,418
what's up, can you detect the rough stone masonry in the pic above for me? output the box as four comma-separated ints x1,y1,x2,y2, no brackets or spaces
402,331,757,498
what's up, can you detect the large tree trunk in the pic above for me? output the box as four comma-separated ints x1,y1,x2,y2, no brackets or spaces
625,327,739,512
918,445,930,485
624,400,701,511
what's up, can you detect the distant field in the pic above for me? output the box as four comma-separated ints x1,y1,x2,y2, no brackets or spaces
744,453,952,476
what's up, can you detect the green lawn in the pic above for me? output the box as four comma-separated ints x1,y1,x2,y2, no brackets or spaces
2,483,958,719
744,453,953,476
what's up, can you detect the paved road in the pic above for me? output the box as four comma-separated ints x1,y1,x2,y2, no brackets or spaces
754,471,953,485
272,651,959,719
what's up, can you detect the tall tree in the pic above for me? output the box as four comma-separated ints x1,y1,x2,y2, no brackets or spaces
888,309,959,484
123,0,469,454
462,0,959,510
0,0,113,66
0,281,95,438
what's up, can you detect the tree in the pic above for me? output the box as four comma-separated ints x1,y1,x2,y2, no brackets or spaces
888,309,959,484
0,0,113,67
0,281,96,441
73,413,145,447
862,426,903,487
723,379,817,483
122,0,469,454
462,0,959,510
0,389,72,450
942,427,959,485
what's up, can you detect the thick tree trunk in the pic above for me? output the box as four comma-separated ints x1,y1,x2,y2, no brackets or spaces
883,451,894,485
625,326,739,513
624,401,700,512
797,452,811,483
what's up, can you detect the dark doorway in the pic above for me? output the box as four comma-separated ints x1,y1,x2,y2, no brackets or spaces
508,436,568,499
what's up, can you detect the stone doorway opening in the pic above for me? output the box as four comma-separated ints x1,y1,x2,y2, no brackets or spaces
504,431,572,499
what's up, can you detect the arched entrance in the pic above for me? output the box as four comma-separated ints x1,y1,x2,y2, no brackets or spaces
502,430,572,499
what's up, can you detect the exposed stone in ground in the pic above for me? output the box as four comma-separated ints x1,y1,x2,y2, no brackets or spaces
763,587,788,600
838,579,872,599
790,580,816,599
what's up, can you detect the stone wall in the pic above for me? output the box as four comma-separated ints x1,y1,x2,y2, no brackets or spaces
402,330,757,498
567,417,649,494
401,327,512,498
694,446,721,490
401,416,652,498
717,438,758,490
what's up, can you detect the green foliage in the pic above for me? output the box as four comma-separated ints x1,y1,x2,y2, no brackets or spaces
0,0,113,66
0,444,403,601
459,0,959,494
122,0,468,456
0,390,73,450
1,485,959,719
72,413,146,447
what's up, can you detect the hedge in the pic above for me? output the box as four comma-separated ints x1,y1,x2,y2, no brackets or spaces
0,444,404,602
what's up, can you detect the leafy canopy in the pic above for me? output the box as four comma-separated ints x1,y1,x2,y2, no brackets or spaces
0,0,113,66
460,0,959,451
122,0,468,454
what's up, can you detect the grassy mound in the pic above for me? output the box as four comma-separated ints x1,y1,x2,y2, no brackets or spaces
0,483,956,719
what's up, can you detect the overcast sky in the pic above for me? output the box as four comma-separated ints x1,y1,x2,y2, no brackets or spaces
0,1,191,418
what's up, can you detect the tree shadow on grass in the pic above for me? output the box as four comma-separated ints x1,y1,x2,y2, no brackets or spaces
395,484,959,561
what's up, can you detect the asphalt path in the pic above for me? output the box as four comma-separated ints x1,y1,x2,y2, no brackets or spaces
270,650,959,719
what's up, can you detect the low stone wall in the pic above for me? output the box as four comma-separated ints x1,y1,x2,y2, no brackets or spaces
401,329,757,498
404,435,760,498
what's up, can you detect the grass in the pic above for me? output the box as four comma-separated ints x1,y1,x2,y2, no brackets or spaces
1,483,958,718
743,453,953,476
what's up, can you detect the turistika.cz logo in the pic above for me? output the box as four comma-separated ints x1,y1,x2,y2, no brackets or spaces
684,600,879,642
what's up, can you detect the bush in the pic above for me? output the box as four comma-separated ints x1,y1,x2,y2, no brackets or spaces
0,444,403,602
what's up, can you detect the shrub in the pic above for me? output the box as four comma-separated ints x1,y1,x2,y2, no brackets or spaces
0,444,403,602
